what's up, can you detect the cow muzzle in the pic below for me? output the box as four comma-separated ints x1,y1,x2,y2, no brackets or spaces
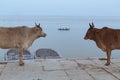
43,33,47,37
42,33,47,37
40,31,47,37
84,36,87,40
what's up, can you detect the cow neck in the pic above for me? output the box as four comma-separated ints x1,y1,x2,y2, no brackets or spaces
93,28,101,41
28,28,38,42
94,28,103,48
93,28,105,49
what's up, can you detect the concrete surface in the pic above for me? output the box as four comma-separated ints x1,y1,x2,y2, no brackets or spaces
0,58,120,80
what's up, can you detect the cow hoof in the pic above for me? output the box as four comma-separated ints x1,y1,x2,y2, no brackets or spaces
105,63,110,66
19,62,24,66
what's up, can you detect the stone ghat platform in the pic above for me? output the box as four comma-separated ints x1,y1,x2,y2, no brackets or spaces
0,58,120,80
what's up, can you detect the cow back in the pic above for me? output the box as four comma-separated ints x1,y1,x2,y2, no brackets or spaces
94,27,120,50
0,26,31,48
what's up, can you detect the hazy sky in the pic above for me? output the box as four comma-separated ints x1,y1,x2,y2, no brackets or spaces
0,0,120,16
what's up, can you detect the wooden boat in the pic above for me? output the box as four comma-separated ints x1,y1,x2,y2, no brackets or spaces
58,28,70,31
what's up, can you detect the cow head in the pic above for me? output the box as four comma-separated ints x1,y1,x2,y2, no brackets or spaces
33,23,46,37
84,22,95,40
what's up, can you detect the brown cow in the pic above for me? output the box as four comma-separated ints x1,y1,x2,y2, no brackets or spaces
0,23,46,66
84,23,120,66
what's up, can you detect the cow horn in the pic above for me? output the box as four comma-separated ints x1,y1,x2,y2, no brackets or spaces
92,22,94,27
89,23,91,27
39,23,40,26
89,23,93,28
35,22,37,26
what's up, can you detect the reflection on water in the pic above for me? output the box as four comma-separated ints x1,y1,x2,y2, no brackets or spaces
0,15,120,60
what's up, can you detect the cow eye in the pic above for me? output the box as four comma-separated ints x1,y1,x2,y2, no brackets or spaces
39,27,42,31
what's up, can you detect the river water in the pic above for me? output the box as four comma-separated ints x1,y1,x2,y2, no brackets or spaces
0,15,120,60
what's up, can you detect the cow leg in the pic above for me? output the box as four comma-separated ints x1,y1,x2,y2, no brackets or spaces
18,48,24,66
105,49,111,66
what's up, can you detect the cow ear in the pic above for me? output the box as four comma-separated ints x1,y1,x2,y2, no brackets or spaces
33,27,39,32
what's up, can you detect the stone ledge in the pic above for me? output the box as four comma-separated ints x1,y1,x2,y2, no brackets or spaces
0,58,120,80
